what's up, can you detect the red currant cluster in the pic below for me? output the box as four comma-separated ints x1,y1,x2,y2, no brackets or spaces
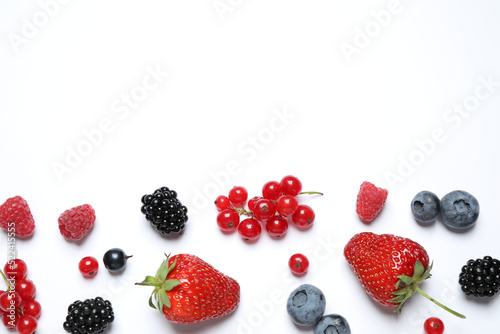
0,259,41,334
215,175,322,242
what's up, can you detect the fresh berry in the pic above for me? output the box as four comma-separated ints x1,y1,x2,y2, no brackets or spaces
2,312,15,328
62,297,114,334
216,209,240,232
355,181,388,222
262,181,281,200
228,186,248,207
440,190,479,231
276,195,299,217
136,253,240,323
16,315,37,334
291,204,315,230
58,204,96,241
314,314,351,334
22,300,42,319
214,195,231,211
344,232,465,317
0,291,22,312
4,259,28,281
265,216,288,238
252,198,276,222
288,253,309,276
141,187,188,235
458,255,500,297
0,196,35,238
411,191,440,224
280,175,302,196
237,218,262,242
103,248,132,272
424,317,445,334
79,256,99,278
286,284,326,327
16,279,36,301
247,196,261,212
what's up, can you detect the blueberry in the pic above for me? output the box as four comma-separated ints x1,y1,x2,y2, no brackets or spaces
314,314,351,334
440,190,479,231
286,284,326,327
411,191,440,224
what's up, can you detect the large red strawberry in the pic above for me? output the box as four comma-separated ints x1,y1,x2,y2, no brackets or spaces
0,196,35,237
136,253,240,323
355,181,388,222
344,232,465,318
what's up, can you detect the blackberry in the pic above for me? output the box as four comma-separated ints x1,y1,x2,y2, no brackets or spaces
141,186,188,235
459,255,500,298
63,297,114,334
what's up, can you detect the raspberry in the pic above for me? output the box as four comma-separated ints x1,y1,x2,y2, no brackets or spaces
355,181,388,222
58,204,96,241
0,196,35,238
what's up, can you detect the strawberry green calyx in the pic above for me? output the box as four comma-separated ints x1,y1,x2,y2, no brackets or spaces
135,254,181,312
390,260,465,319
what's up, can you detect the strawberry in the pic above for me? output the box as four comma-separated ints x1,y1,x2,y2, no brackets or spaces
344,232,465,318
355,181,388,222
0,196,35,238
136,253,240,323
58,204,95,241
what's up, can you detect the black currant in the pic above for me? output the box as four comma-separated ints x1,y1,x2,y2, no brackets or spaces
103,248,132,272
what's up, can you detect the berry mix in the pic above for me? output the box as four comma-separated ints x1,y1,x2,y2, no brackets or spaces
0,177,494,333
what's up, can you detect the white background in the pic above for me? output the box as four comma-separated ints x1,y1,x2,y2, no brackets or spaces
1,0,500,333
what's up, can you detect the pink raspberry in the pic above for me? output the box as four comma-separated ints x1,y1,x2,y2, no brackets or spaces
58,204,96,240
0,196,35,238
356,181,388,222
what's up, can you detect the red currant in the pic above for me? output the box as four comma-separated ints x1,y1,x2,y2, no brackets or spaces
3,259,28,281
252,198,276,222
0,291,22,312
262,181,281,200
424,317,444,334
214,195,231,211
247,196,261,212
265,216,288,238
291,204,315,230
78,256,99,278
276,195,299,217
217,209,240,232
237,218,262,242
228,186,248,206
16,315,38,334
2,312,15,328
288,253,309,276
16,279,36,301
22,300,41,320
280,175,302,197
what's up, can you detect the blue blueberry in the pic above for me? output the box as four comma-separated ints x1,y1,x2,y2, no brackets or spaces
286,284,326,327
314,314,351,334
411,191,440,224
440,190,479,231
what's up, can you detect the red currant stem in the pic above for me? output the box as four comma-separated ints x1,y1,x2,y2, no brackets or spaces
414,286,466,319
299,191,324,196
230,204,253,217
0,269,11,291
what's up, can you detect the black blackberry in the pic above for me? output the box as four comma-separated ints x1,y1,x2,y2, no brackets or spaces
459,255,500,298
141,186,188,235
63,297,114,334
